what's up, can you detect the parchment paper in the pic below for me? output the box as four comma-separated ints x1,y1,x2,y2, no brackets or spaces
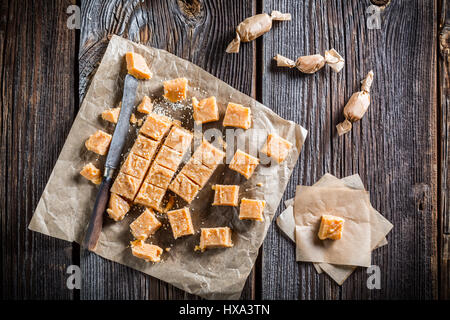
28,35,308,299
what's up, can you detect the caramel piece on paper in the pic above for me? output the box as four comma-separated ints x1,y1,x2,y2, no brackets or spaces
120,152,151,180
130,208,162,240
199,227,233,251
260,133,293,164
164,126,193,153
130,134,159,160
163,78,188,102
130,113,137,125
167,207,195,239
80,163,102,185
212,185,239,206
192,140,225,169
229,149,259,179
140,113,172,141
226,11,291,54
106,193,130,221
222,102,252,129
180,159,213,188
318,215,345,240
239,198,266,221
101,107,121,124
168,173,200,204
154,145,183,172
137,96,153,114
85,130,112,155
144,163,175,189
110,172,141,200
134,182,166,211
274,48,344,74
125,52,152,80
130,240,163,262
192,96,219,124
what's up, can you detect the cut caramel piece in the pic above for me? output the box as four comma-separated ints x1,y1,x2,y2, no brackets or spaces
318,215,345,240
130,134,159,160
85,130,112,156
163,78,188,102
125,52,152,80
192,96,219,124
144,163,175,189
120,152,151,180
130,240,163,262
229,149,259,179
137,96,153,114
154,145,183,172
260,133,293,164
101,107,121,124
192,140,225,169
164,126,193,153
130,208,162,240
212,185,239,206
80,163,102,185
180,159,213,187
167,207,195,239
239,198,266,221
134,182,166,211
110,173,141,200
222,102,251,129
106,193,130,221
199,227,233,251
130,113,137,124
140,113,172,141
168,173,200,204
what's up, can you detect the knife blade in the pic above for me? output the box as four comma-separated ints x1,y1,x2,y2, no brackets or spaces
83,74,139,251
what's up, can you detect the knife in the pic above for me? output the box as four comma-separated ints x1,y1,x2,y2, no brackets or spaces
83,74,139,252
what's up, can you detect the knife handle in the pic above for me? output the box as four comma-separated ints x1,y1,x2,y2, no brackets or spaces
82,176,113,251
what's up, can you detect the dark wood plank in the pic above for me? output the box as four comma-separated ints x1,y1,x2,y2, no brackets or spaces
261,0,438,299
79,0,257,300
0,0,78,299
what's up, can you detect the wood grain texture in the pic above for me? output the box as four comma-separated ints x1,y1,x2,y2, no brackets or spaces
0,0,78,299
261,0,438,299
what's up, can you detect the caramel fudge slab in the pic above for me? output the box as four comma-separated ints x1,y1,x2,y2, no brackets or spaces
192,96,219,124
229,149,260,179
110,172,142,201
80,163,102,185
85,130,112,155
222,102,252,129
164,126,193,154
199,227,233,251
154,145,184,172
140,113,172,141
106,193,131,221
130,134,159,160
163,77,188,103
318,215,345,240
131,240,163,262
101,107,121,124
130,208,162,240
260,133,293,164
167,207,195,239
125,52,152,80
192,140,226,169
168,173,200,204
180,158,214,188
212,185,239,206
120,152,151,180
239,198,266,221
134,182,166,211
144,163,175,189
137,95,153,114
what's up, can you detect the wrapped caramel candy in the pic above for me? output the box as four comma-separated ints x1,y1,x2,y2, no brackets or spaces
226,11,291,53
336,71,374,136
274,48,345,73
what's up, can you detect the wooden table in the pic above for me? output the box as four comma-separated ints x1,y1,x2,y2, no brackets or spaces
1,0,448,300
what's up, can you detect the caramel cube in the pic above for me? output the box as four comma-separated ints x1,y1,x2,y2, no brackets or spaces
85,130,112,155
260,133,293,164
134,182,166,211
106,193,131,221
130,134,159,160
222,102,251,129
144,163,175,189
199,227,233,251
229,149,259,179
130,208,162,240
137,96,153,114
163,78,188,102
192,96,219,124
80,163,102,185
140,113,172,141
110,173,142,200
212,185,239,206
101,107,121,124
167,207,195,239
318,215,345,240
168,173,200,204
125,52,152,80
130,240,163,262
120,152,151,179
154,145,183,171
239,198,266,221
164,126,193,153
192,140,225,169
180,159,213,187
